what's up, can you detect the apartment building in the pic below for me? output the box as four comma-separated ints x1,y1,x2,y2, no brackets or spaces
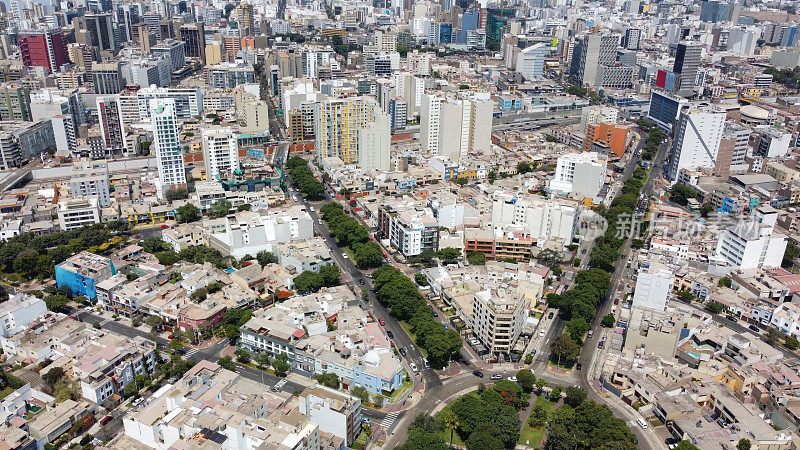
74,334,157,404
57,198,101,231
376,200,439,257
298,385,362,446
549,152,608,198
471,289,527,356
54,251,117,299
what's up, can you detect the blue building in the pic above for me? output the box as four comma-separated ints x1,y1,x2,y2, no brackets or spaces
647,89,688,132
498,95,521,110
352,349,404,394
459,10,480,44
438,23,453,44
55,252,117,299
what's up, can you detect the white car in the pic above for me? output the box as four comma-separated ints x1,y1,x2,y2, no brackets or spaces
309,207,315,212
342,252,349,259
539,329,546,337
409,362,418,372
507,376,518,382
490,374,502,380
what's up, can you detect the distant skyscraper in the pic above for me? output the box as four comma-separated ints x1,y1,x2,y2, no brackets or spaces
97,97,127,155
18,29,70,74
673,41,702,96
92,62,123,95
236,4,255,37
700,1,733,23
150,98,187,195
74,12,117,51
667,108,725,181
571,34,625,87
179,22,206,63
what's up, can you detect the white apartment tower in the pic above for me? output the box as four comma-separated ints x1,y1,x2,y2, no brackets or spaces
424,95,492,163
150,99,187,196
202,127,239,181
715,205,787,271
667,109,726,182
420,93,442,154
549,152,608,198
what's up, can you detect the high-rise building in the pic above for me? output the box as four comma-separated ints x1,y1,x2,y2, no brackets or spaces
647,89,689,133
314,96,390,171
236,4,255,38
96,97,127,156
150,99,187,195
434,96,492,163
666,108,726,181
152,39,187,72
673,41,702,96
18,28,70,75
389,97,407,130
70,159,111,207
420,94,442,155
622,28,641,50
0,86,32,121
202,127,239,181
515,43,549,80
179,22,206,63
700,1,733,23
91,62,123,95
74,12,116,51
136,87,202,120
570,34,621,87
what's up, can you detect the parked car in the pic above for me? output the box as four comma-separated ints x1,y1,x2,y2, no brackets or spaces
386,330,394,339
587,330,594,338
378,318,385,326
547,312,554,319
423,358,430,368
362,417,371,425
443,324,449,329
575,363,582,371
748,324,760,333
507,376,518,382
539,329,546,337
432,310,438,317
490,374,502,380
399,347,407,356
472,370,484,378
342,252,349,259
726,315,738,323
359,279,365,286
100,416,112,426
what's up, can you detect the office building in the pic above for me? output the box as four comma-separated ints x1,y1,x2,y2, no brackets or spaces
152,39,187,72
516,43,549,80
673,41,702,96
700,1,735,23
647,89,689,132
365,52,399,76
622,28,641,50
74,12,116,51
570,34,619,87
584,122,629,156
179,22,206,62
667,109,725,181
298,386,362,446
96,96,127,156
69,159,110,207
753,128,791,159
128,57,172,88
715,206,787,271
202,127,239,181
91,62,123,95
18,28,70,74
549,152,607,198
207,63,255,88
581,105,618,130
150,98,187,195
0,86,31,121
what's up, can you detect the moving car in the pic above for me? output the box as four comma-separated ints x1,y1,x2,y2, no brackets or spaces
507,376,517,382
362,417,372,425
423,358,430,368
359,279,365,286
539,329,546,337
587,330,593,338
410,362,418,372
490,374,502,380
342,252,349,259
443,324,449,329
547,312,554,319
378,318,385,326
399,347,407,356
472,370,484,378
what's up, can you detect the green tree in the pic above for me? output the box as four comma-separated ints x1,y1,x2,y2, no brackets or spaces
676,441,700,450
218,356,235,371
208,199,232,219
355,241,383,269
400,427,448,450
565,317,589,343
704,301,725,314
145,315,164,330
529,404,547,427
169,338,183,351
319,264,341,287
465,424,504,450
516,369,535,393
467,251,486,265
316,372,339,388
293,271,323,293
42,367,66,388
564,386,587,407
442,411,459,449
551,333,580,366
766,327,782,345
536,248,562,268
414,273,429,286
718,276,732,288
437,247,461,264
602,314,616,328
234,349,250,363
517,161,532,174
272,354,290,377
785,336,799,350
177,203,201,223
155,251,179,265
253,352,271,369
237,204,251,212
256,251,279,266
44,294,68,312
783,242,799,268
737,439,751,450
351,386,370,403
700,202,714,217
165,189,188,201
670,183,696,206
551,385,563,400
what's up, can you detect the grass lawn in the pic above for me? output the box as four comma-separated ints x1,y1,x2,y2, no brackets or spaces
398,321,428,357
385,374,414,403
518,396,557,448
435,402,467,447
0,387,14,401
351,429,369,450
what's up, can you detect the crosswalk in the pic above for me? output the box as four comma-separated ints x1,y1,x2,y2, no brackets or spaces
379,411,400,430
184,348,199,357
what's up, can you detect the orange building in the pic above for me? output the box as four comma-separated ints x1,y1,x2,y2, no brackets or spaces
583,122,629,156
